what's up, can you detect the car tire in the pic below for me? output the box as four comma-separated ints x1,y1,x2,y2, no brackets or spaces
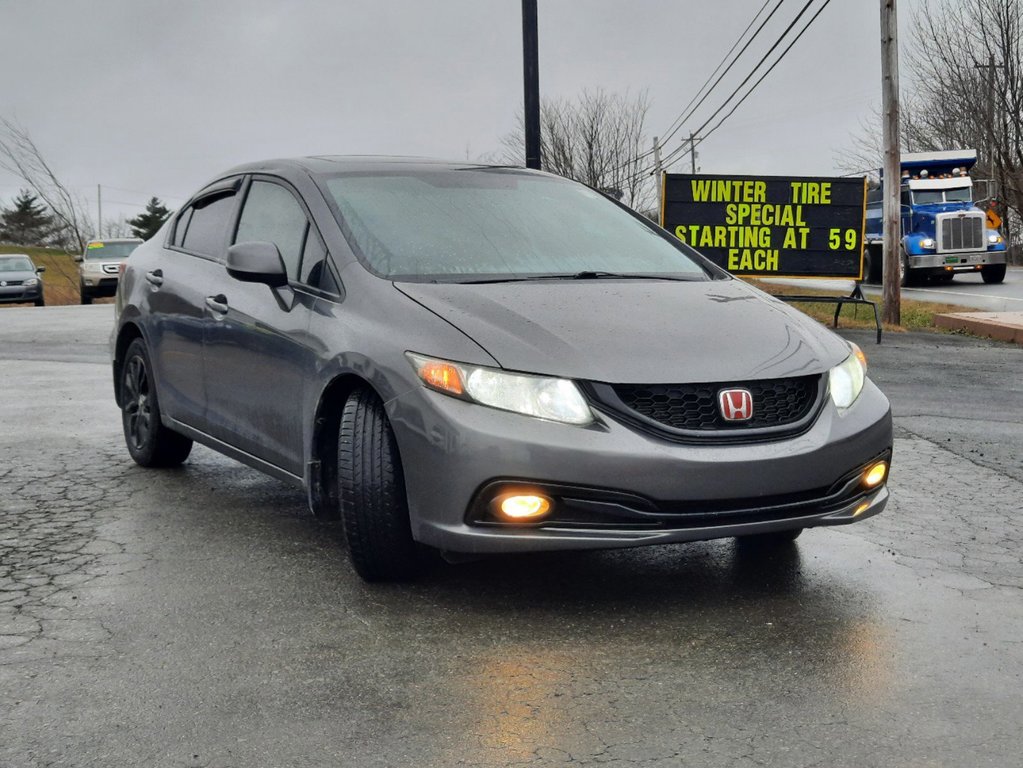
338,388,420,582
735,527,803,547
120,338,193,468
80,283,92,305
34,296,45,307
981,263,1006,284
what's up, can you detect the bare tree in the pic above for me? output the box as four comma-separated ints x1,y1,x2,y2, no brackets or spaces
499,88,655,212
0,118,93,251
837,0,1023,254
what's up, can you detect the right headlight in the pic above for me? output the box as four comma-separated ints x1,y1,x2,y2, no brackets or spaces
407,353,593,425
829,343,867,410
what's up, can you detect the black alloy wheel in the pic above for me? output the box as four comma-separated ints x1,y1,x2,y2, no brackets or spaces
120,338,193,467
337,388,421,581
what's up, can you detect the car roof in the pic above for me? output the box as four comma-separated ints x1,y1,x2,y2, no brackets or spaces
88,238,143,244
0,253,32,258
221,155,529,177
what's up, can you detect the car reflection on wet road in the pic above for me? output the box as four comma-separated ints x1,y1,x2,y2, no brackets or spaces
1,307,1021,767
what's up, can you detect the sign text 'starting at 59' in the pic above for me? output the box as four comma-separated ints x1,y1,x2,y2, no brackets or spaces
661,174,867,279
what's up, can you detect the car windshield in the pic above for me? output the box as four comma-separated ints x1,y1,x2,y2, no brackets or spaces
0,256,33,272
85,242,139,260
322,169,712,282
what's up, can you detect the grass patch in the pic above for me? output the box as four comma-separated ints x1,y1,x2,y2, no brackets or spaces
748,279,966,334
0,244,113,307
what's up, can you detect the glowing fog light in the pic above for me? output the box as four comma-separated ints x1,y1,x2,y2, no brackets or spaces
862,461,888,489
498,494,553,520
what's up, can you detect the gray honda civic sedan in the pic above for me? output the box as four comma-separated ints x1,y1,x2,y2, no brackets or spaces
112,157,891,580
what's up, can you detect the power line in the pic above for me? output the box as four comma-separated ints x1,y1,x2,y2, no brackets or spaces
613,0,780,174
696,0,835,147
659,0,832,172
658,0,784,149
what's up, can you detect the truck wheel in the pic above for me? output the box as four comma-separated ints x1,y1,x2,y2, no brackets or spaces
864,247,882,284
900,251,914,287
120,338,193,467
80,283,92,305
981,263,1006,284
337,388,420,582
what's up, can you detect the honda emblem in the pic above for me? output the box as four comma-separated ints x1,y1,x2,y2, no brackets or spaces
718,388,753,422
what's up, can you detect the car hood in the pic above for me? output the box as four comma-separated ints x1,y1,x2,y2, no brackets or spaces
396,278,851,384
0,269,39,282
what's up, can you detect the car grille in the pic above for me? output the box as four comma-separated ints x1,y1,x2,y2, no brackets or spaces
0,279,24,286
585,374,824,442
937,213,984,252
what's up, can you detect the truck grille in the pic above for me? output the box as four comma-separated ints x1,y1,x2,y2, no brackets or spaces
583,374,825,443
937,213,985,252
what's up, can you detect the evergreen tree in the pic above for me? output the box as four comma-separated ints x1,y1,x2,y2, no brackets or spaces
0,189,53,245
127,197,172,240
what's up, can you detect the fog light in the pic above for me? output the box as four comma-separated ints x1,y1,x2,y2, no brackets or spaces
498,494,552,520
853,501,871,517
862,461,888,489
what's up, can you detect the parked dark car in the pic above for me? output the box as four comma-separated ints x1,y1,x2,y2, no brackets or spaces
112,157,892,580
0,253,45,306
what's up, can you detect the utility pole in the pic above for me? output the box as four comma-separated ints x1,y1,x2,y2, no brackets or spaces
97,184,102,239
652,136,663,223
689,132,698,175
880,0,901,325
975,54,1007,243
521,0,541,170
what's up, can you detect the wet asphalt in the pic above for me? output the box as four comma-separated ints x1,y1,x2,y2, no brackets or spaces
1,306,1022,767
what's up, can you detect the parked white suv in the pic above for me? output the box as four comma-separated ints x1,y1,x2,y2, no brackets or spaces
77,238,142,304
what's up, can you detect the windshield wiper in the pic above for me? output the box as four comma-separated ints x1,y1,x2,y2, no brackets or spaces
457,271,701,285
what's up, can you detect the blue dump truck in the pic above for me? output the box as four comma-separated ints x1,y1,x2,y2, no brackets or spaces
864,149,1007,285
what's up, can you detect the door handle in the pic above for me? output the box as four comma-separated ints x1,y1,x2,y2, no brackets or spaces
145,269,164,287
205,294,229,315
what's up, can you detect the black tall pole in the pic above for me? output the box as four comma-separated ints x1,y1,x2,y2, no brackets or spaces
522,0,541,170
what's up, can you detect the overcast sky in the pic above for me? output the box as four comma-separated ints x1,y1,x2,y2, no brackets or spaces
0,0,924,223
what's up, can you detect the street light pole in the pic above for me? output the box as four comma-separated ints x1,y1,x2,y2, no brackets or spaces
522,0,541,170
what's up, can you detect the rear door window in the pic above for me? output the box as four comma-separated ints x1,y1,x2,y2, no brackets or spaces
181,193,237,258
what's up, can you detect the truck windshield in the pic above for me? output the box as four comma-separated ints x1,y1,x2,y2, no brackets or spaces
912,188,971,205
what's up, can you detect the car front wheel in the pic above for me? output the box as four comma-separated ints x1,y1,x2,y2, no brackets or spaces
337,388,420,581
80,283,92,305
120,338,193,467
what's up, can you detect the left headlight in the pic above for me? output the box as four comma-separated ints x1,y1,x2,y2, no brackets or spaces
407,353,593,425
24,277,38,287
829,343,867,410
920,238,936,249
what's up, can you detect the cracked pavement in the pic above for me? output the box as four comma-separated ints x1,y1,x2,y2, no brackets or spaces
1,307,1022,767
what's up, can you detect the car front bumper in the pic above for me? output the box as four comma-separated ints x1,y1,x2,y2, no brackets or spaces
0,284,42,304
387,379,893,554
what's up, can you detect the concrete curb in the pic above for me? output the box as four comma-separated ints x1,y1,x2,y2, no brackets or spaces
934,311,1023,345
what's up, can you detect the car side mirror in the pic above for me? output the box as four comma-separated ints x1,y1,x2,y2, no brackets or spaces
36,266,46,273
226,241,288,288
74,254,83,263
